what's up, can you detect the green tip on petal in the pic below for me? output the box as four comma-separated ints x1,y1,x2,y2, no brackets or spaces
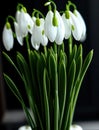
52,15,58,27
6,22,11,29
71,25,75,31
65,11,70,19
42,30,45,35
36,18,40,26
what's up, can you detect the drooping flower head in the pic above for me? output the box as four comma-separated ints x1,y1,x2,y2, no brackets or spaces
2,21,14,51
62,1,86,41
31,9,48,50
44,0,65,45
15,3,34,45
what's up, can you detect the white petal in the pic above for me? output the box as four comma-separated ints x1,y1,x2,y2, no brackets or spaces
44,10,57,42
70,11,82,41
31,19,45,50
31,35,40,50
14,22,23,46
32,23,42,45
55,11,65,45
2,25,14,51
25,13,34,34
41,35,48,46
62,13,71,39
15,10,21,22
74,10,86,42
18,11,28,37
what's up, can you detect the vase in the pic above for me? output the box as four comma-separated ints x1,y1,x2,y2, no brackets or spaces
18,124,83,130
70,124,83,130
18,125,32,130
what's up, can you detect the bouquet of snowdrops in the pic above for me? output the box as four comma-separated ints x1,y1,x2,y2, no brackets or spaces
2,0,93,130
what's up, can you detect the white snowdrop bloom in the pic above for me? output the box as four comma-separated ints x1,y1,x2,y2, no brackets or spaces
44,10,57,42
2,22,14,51
74,10,86,42
70,124,83,130
31,18,48,50
62,10,83,41
16,9,34,37
14,21,23,46
44,10,65,44
62,12,72,39
55,11,65,45
70,11,83,41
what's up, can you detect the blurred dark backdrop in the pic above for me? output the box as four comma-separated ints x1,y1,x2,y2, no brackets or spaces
0,0,99,123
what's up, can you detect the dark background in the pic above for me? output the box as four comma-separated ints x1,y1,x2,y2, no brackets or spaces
0,0,99,123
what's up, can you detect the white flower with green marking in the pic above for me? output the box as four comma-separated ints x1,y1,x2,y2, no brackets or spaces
2,22,14,51
44,10,65,45
74,9,86,42
31,18,48,50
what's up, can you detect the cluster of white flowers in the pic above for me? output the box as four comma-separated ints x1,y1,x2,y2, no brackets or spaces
2,1,86,51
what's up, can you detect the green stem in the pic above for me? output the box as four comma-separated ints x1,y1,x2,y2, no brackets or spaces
68,36,73,58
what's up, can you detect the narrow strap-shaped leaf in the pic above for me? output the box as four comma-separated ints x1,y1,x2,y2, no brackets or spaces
72,50,93,122
59,60,67,130
62,59,76,130
3,74,35,129
35,104,44,130
2,51,22,79
67,59,76,98
43,68,50,130
49,53,57,97
69,45,77,64
4,73,24,103
16,52,32,92
37,53,46,128
75,44,83,59
54,88,59,130
22,104,36,129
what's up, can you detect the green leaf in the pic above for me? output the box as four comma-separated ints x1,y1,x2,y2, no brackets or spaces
59,60,67,130
72,50,94,122
2,51,22,79
4,73,24,103
43,68,50,130
16,52,32,92
4,73,36,129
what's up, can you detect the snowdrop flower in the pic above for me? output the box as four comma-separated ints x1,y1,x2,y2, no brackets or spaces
2,22,14,51
44,1,65,45
44,10,57,42
15,8,34,37
70,11,83,41
44,10,65,44
70,124,83,130
62,10,84,41
31,18,48,50
74,9,86,42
